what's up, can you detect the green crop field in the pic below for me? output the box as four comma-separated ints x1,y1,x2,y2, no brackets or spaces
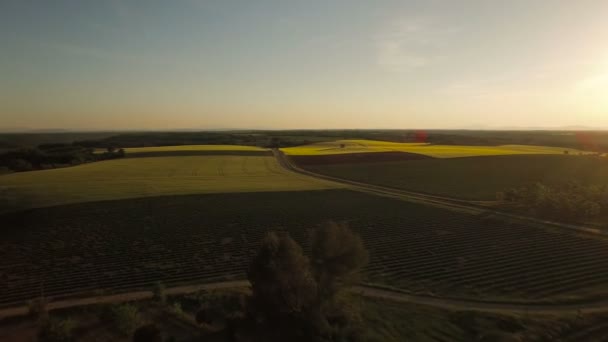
124,144,268,153
94,144,271,157
0,155,340,211
300,154,608,200
282,139,584,158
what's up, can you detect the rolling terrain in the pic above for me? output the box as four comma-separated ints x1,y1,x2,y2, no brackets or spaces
2,189,608,308
2,143,608,323
298,154,608,200
282,139,584,158
0,153,340,211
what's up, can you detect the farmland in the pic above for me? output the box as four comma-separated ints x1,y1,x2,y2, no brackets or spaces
0,155,340,211
298,154,608,200
122,144,271,158
2,132,608,334
124,145,267,153
282,139,584,158
2,190,608,307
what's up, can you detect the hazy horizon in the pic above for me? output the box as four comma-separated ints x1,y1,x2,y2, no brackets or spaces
2,1,608,131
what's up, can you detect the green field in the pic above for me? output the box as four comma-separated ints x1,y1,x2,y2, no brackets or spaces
123,144,268,153
300,154,608,200
282,139,584,158
0,155,340,210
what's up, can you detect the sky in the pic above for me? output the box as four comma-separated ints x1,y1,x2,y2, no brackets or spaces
1,0,608,131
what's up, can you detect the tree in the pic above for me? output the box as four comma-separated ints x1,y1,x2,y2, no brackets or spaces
248,232,317,317
267,137,281,148
244,225,368,341
310,222,369,301
133,324,162,342
8,158,33,172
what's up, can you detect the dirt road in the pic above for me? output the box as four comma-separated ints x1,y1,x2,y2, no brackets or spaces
4,280,608,321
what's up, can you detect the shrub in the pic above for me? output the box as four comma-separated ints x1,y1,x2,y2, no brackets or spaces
195,306,225,326
501,182,608,222
8,158,33,172
133,324,162,342
152,281,166,304
38,317,76,342
107,304,141,336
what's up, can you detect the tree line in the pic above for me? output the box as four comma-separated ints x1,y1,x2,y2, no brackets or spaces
498,182,608,223
0,143,125,172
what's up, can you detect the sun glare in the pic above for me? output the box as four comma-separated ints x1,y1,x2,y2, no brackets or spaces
576,62,608,111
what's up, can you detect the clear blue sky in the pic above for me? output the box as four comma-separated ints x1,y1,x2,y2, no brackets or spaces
1,0,607,130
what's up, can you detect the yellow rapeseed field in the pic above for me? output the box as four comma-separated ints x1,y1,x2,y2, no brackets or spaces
282,139,583,158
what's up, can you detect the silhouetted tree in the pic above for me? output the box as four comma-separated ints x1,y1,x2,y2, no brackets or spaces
248,232,317,317
267,137,282,148
8,158,33,172
244,225,368,341
310,222,369,301
247,232,318,340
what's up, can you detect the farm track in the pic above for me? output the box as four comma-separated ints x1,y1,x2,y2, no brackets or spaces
273,149,603,236
3,194,608,310
3,153,608,319
5,279,608,321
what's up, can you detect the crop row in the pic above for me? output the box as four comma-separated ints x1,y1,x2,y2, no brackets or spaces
2,190,608,307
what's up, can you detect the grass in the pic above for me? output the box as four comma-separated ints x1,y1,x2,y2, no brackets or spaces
123,145,268,153
0,155,340,210
2,291,595,341
361,298,526,342
302,154,608,200
282,139,584,158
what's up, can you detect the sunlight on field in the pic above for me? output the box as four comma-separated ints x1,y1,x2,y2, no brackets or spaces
282,139,583,158
0,156,340,210
124,145,268,153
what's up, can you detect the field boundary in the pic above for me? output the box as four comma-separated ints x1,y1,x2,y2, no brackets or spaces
273,149,606,237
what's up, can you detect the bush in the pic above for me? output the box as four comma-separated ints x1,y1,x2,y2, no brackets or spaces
38,317,76,342
195,291,247,325
501,182,608,222
8,158,33,172
133,324,162,342
105,304,141,336
195,306,225,326
152,281,166,304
